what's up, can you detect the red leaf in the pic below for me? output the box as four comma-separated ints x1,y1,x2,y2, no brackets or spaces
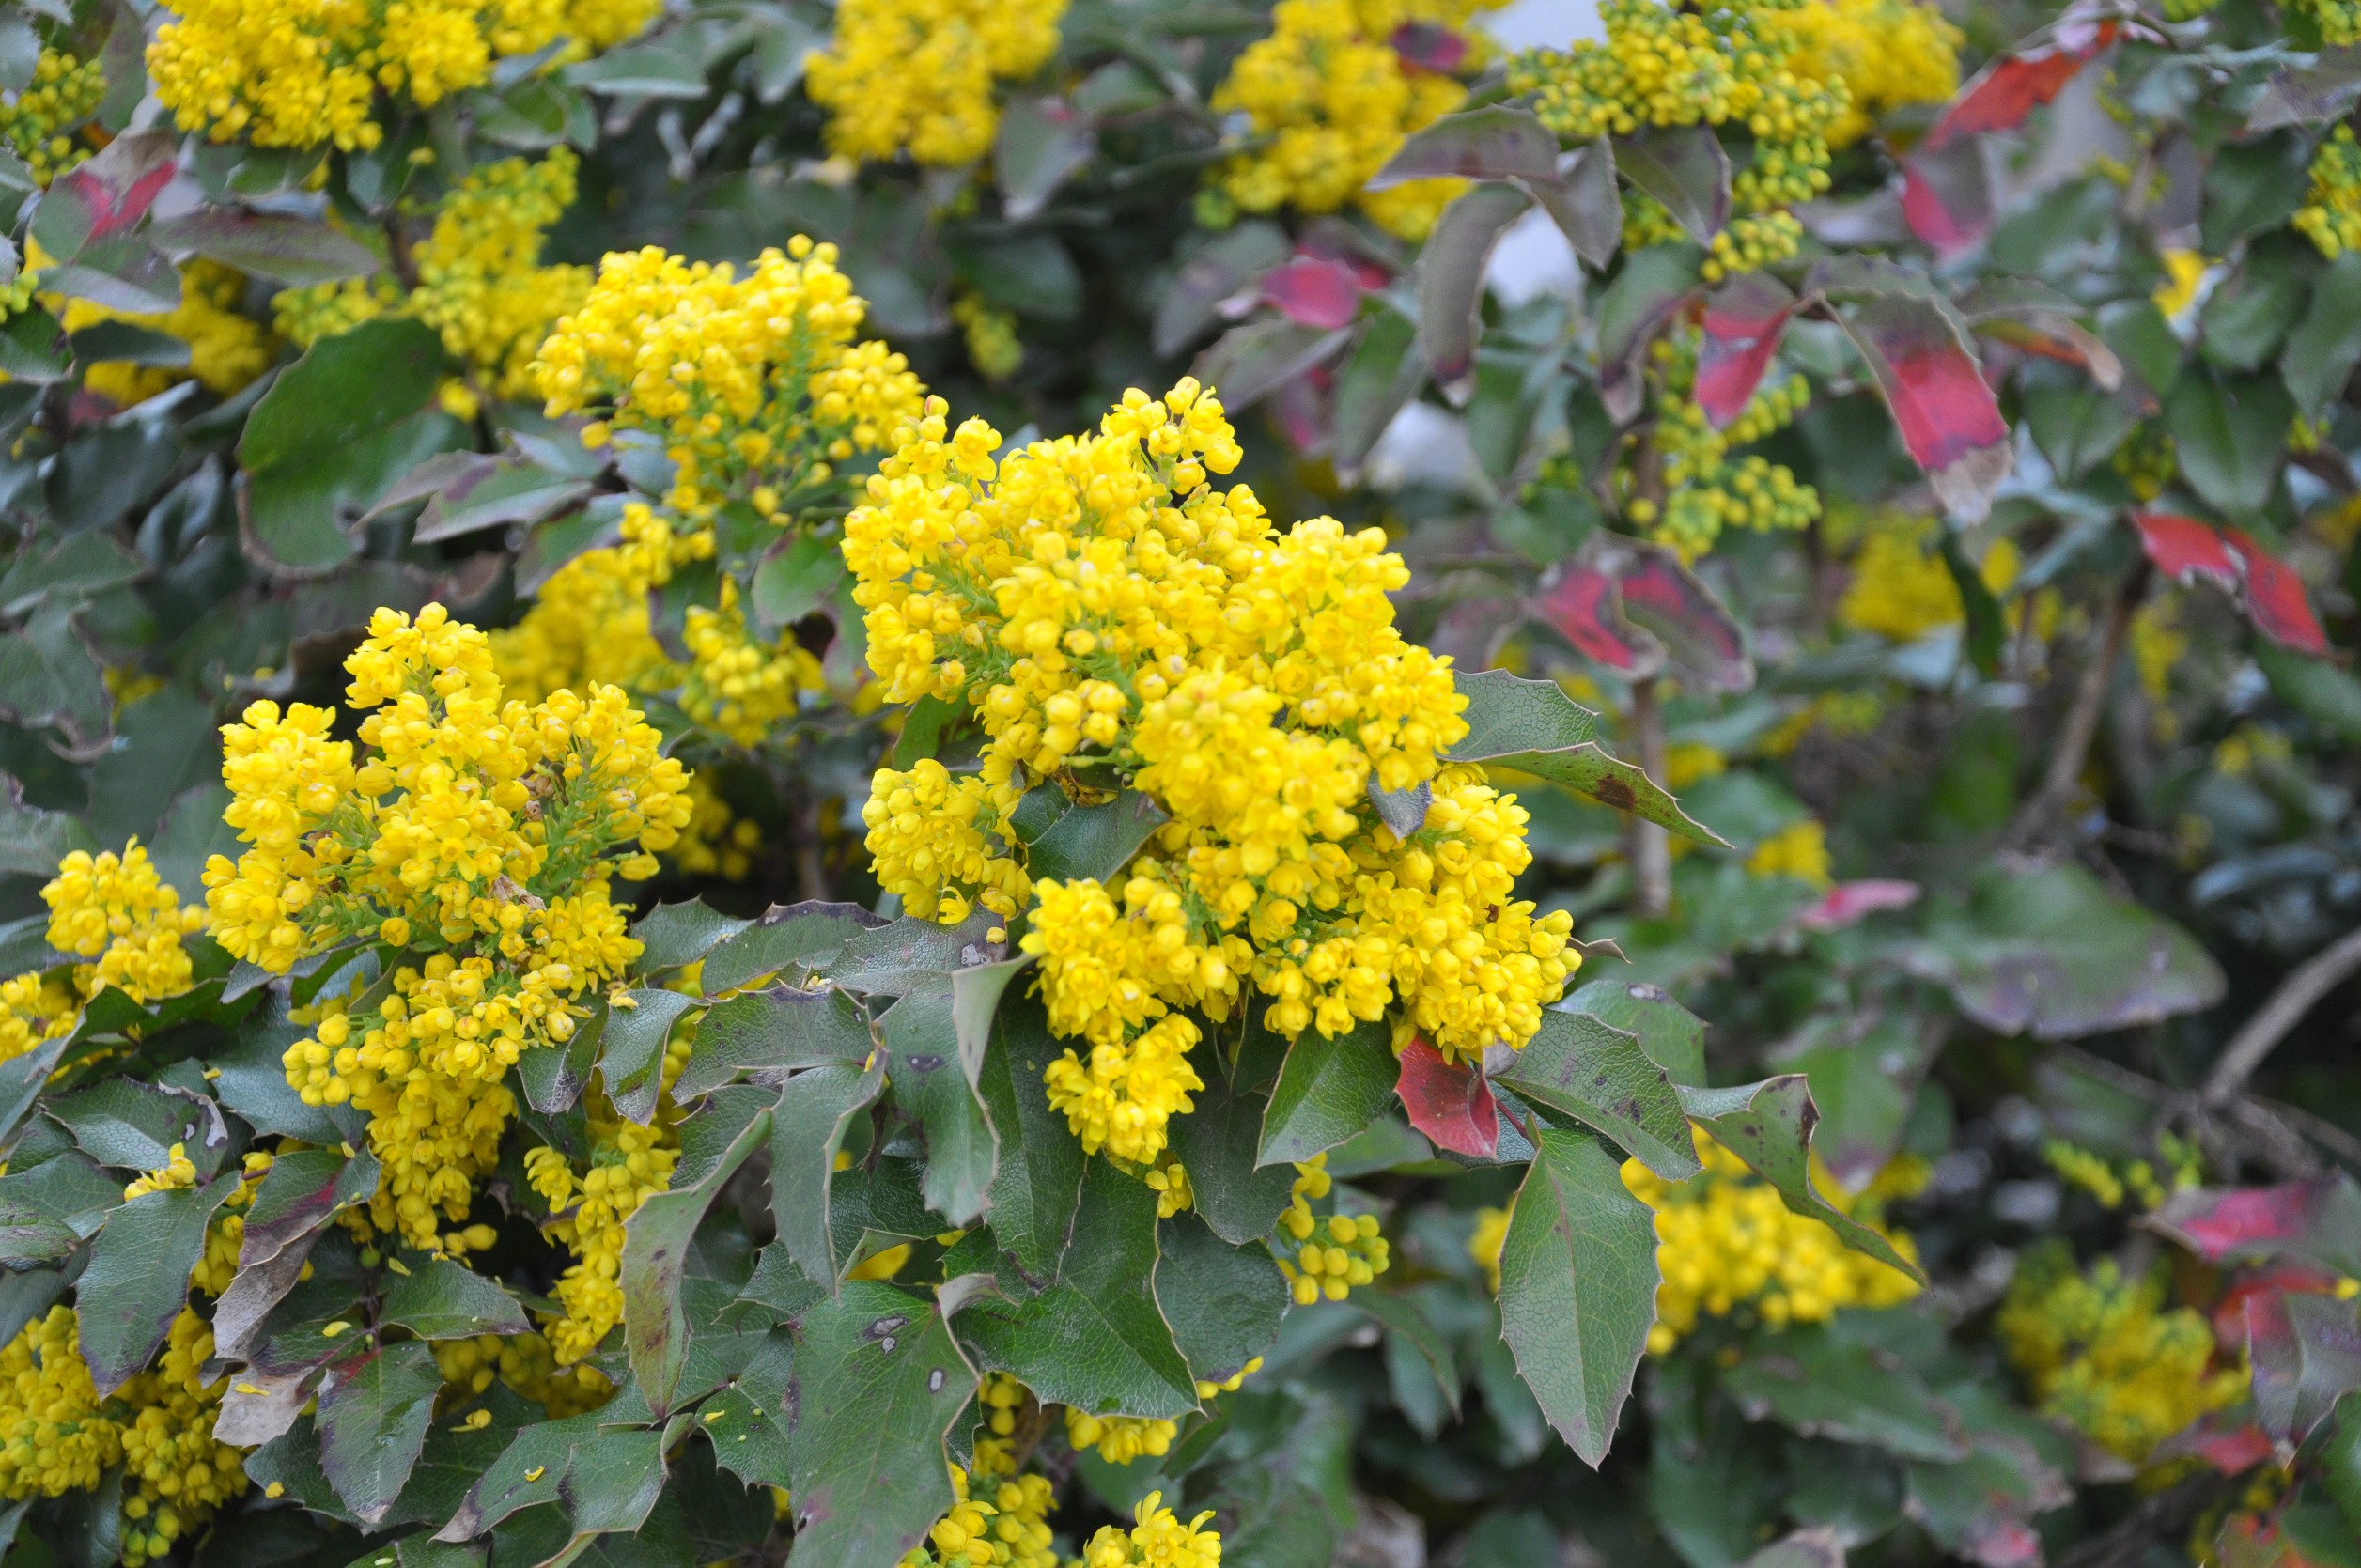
2153,1180,2351,1265
1390,21,1468,73
1263,256,1365,330
1922,18,2119,149
2183,1422,2278,1476
1696,272,1798,429
48,131,179,249
1613,548,1753,692
2133,511,2240,589
2214,1262,2345,1352
1395,1037,1498,1157
1900,139,1995,257
1534,565,1650,670
1798,879,1921,932
1842,295,2011,517
2226,529,2331,656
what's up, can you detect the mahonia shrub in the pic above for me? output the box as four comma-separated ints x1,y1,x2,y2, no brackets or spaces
14,0,2361,1563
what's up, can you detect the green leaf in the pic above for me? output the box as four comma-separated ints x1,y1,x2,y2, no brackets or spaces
823,911,997,995
2022,382,2140,482
2162,365,2292,519
1939,530,2006,678
994,95,1095,222
768,1059,886,1292
565,40,708,96
2289,250,2361,411
957,1160,1199,1419
2201,132,2311,253
214,1146,381,1360
383,1256,533,1340
1719,1324,1967,1461
1167,1046,1296,1246
2259,639,2361,745
1562,978,1705,1084
0,601,109,753
239,318,458,570
1496,1129,1659,1466
2198,240,2312,373
0,306,68,381
952,956,1029,1089
598,989,700,1126
148,209,379,287
47,1077,208,1173
673,986,872,1102
1495,1009,1698,1180
631,900,754,975
1418,181,1532,400
78,1172,241,1395
975,990,1086,1288
516,1007,601,1116
1449,671,1726,846
318,1341,444,1525
1358,1289,1463,1419
784,1281,974,1568
1903,862,2225,1041
752,531,845,629
701,902,888,996
1007,788,1168,887
0,529,142,618
888,694,963,769
1331,307,1426,482
876,985,999,1225
436,1415,597,1540
621,1091,774,1417
699,1382,794,1491
0,776,93,877
1258,1017,1396,1168
1156,1211,1286,1388
1613,123,1730,243
1596,242,1701,417
1677,1077,1922,1281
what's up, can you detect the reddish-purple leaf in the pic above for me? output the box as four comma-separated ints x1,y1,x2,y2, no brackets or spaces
1535,565,1652,671
1396,1036,1498,1158
1841,294,2011,519
1390,21,1467,73
2176,1421,2276,1475
1418,182,1532,400
39,130,178,256
1612,545,1753,693
1901,135,1995,256
1971,314,2124,391
2226,529,2332,655
1264,256,1365,330
2151,1179,2361,1270
1696,272,1799,428
1922,18,2119,149
1798,880,1922,932
2134,511,2240,589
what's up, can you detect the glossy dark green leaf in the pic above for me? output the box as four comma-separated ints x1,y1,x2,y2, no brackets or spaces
974,990,1085,1288
957,1160,1197,1419
877,985,997,1225
1418,182,1532,401
1614,123,1730,242
0,602,109,753
2289,250,2361,411
147,209,378,287
1677,1078,1921,1281
620,1091,773,1417
1331,306,1426,481
1008,788,1167,887
2163,365,2291,519
631,900,753,975
1156,1210,1286,1388
382,1256,532,1340
2201,132,2310,253
673,986,872,1102
598,989,700,1126
318,1341,443,1526
1496,1008,1698,1179
1168,1046,1296,1246
1720,1325,1967,1461
1497,1129,1658,1466
702,902,889,996
784,1281,973,1568
1450,672,1725,846
1563,979,1705,1084
214,1146,380,1359
1357,1289,1462,1418
0,777,93,877
77,1171,241,1395
769,1059,887,1293
1258,1017,1397,1168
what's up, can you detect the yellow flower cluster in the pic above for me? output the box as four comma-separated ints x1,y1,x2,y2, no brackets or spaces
1064,1409,1177,1467
433,1331,614,1417
674,775,765,880
1704,210,1804,284
43,840,208,1005
846,384,1575,1142
523,1047,687,1362
1633,331,1817,559
148,0,659,150
1744,819,1830,888
1207,0,1495,241
1836,515,2018,642
2300,0,2361,47
1469,1203,1510,1293
123,1142,200,1202
491,541,680,706
534,237,924,520
1077,1492,1223,1568
0,50,103,185
2298,125,2361,258
681,581,823,746
805,0,1066,167
210,605,685,1249
0,1306,245,1564
901,1465,1061,1568
955,293,1024,382
1997,1248,2246,1462
1623,1130,1920,1353
1274,1154,1390,1304
1764,0,1960,149
61,259,277,410
1514,0,1842,222
278,150,590,406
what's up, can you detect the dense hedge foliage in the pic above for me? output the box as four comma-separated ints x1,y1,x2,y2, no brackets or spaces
9,0,2361,1564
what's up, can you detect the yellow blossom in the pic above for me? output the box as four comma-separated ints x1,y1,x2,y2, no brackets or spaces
806,0,1065,167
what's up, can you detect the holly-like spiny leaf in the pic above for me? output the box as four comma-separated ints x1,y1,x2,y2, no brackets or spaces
1496,1008,1698,1180
1677,1077,1922,1281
